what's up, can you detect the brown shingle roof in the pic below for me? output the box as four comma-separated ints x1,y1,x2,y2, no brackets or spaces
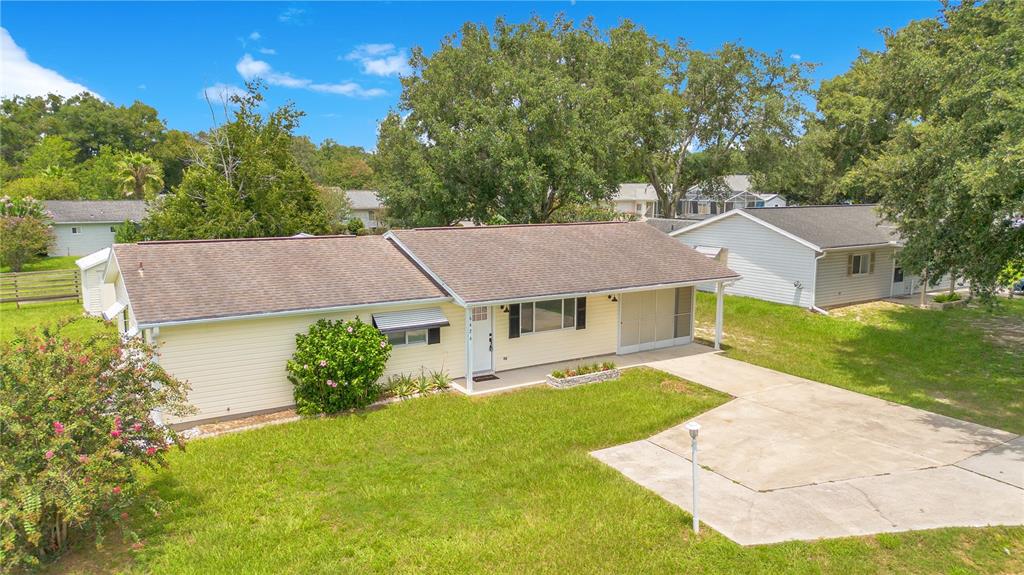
391,221,739,304
114,236,448,326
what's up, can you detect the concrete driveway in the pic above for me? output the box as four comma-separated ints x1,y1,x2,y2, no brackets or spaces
593,352,1024,545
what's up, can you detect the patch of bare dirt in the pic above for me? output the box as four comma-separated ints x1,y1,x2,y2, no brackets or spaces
660,379,694,394
185,408,299,438
829,301,903,321
970,315,1024,349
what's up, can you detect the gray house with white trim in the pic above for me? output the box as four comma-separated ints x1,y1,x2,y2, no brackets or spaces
672,205,949,310
45,200,147,256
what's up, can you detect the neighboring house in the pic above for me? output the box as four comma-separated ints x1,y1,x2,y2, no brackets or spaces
645,218,702,235
614,176,787,220
672,204,949,310
76,248,115,315
101,222,739,425
345,189,384,229
45,200,147,256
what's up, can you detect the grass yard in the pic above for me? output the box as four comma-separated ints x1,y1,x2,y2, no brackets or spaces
695,292,1024,434
0,255,79,273
0,301,110,343
47,368,1023,574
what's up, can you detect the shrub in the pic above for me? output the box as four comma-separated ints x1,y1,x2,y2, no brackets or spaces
427,369,451,392
0,215,54,272
346,217,365,235
551,370,566,379
600,361,616,371
386,373,418,398
287,318,391,415
113,219,142,243
933,292,962,303
0,317,193,570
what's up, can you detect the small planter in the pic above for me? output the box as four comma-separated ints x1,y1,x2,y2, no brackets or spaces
927,298,967,311
547,368,620,389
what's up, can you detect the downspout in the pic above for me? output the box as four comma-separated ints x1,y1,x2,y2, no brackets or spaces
144,327,166,427
809,251,829,315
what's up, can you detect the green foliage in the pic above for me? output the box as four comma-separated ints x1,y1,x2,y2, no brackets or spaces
611,22,813,217
74,146,122,199
287,317,392,415
3,175,80,200
932,292,962,303
0,317,193,569
0,196,50,219
114,151,163,199
385,373,418,399
22,136,78,177
549,202,628,223
552,362,616,379
292,137,375,189
997,259,1024,293
345,217,365,235
808,1,1024,298
113,219,142,243
386,369,452,399
143,84,332,240
0,216,53,272
375,16,627,226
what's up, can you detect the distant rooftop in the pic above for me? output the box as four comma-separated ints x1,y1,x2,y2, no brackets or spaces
743,204,900,249
45,200,147,224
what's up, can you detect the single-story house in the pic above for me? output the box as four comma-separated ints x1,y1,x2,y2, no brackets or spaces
614,176,787,219
76,248,115,315
345,189,384,229
102,222,739,425
45,200,147,256
672,204,949,310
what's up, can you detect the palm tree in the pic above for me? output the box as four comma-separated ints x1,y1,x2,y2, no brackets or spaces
115,152,164,198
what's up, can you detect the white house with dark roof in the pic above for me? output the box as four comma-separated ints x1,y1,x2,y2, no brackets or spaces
614,176,786,219
101,222,739,425
672,204,949,310
344,189,384,228
45,200,147,256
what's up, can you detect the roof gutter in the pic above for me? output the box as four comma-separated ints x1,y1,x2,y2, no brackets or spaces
462,275,742,307
820,242,899,252
383,231,467,306
135,296,454,330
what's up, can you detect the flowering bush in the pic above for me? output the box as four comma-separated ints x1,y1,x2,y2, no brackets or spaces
287,317,391,415
0,317,193,570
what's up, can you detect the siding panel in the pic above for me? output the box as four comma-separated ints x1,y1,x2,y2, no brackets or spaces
815,248,896,307
676,215,817,307
51,223,118,257
493,295,618,371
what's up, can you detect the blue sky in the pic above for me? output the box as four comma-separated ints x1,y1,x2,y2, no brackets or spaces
1,1,941,150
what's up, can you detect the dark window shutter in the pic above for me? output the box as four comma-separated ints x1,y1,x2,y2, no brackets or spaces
576,297,587,330
427,327,441,345
846,254,854,276
508,304,521,339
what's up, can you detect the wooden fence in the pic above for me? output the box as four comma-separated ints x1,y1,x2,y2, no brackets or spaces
0,268,81,306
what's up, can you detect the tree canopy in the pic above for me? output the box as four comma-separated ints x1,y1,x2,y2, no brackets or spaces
142,83,331,240
374,16,628,226
809,0,1023,297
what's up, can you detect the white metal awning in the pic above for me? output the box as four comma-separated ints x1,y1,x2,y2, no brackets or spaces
103,301,127,321
694,245,724,258
372,307,450,333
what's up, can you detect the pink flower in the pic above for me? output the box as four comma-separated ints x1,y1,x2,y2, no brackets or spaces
326,379,337,388
120,512,130,520
53,421,65,435
132,423,142,432
44,450,54,460
379,341,386,348
112,486,122,495
319,360,327,367
303,364,309,370
111,429,122,438
84,476,91,483
146,447,156,456
346,326,354,333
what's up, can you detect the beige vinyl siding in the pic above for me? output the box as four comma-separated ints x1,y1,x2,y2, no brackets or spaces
492,295,618,371
815,248,897,307
677,214,817,307
155,301,464,424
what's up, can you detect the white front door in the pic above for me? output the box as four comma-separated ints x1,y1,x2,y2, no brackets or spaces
471,306,493,373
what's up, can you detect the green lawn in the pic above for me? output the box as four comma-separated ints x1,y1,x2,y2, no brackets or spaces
0,301,109,343
0,255,79,273
695,292,1024,434
48,369,1023,574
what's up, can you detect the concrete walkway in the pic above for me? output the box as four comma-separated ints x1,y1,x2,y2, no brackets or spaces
593,352,1024,545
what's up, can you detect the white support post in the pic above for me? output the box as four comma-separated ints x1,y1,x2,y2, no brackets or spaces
464,307,474,394
714,281,724,350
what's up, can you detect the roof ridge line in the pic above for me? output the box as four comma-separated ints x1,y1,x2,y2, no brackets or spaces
134,234,357,246
409,221,630,231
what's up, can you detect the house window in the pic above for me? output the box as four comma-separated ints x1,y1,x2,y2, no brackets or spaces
387,329,428,347
110,226,117,233
71,227,81,234
368,210,377,221
893,266,904,283
635,203,644,214
851,253,870,275
471,306,488,321
519,298,577,334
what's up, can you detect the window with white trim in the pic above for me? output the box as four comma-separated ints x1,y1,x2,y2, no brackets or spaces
519,298,576,334
71,226,81,234
851,253,870,275
387,328,427,347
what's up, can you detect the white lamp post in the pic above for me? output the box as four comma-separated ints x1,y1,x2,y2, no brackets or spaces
685,421,701,534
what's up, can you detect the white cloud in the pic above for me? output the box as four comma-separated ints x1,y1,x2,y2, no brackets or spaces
249,31,261,41
235,53,385,98
345,43,412,77
278,7,307,24
790,53,802,61
0,27,99,99
137,84,147,90
258,47,277,55
200,83,246,102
